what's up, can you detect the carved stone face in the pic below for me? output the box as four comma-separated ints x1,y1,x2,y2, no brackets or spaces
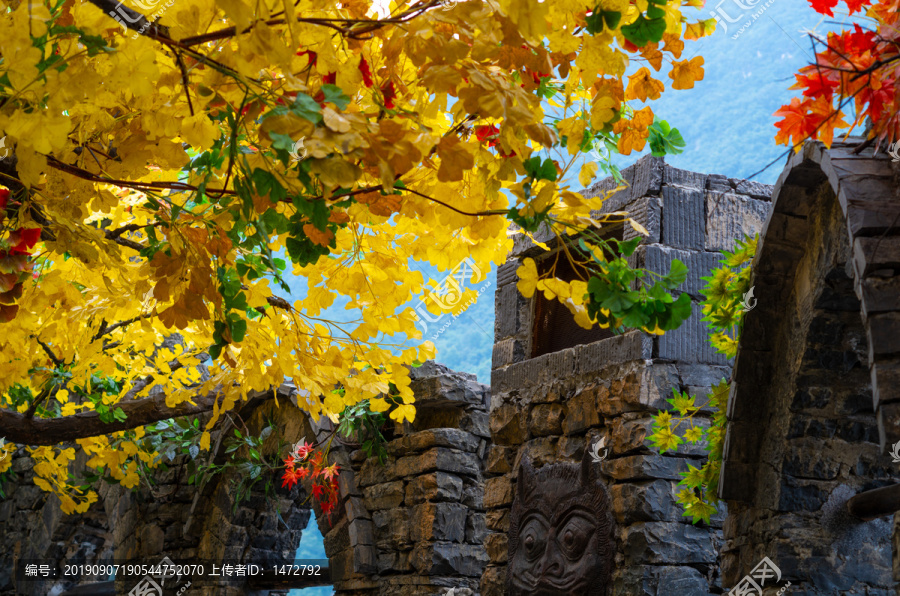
507,450,614,595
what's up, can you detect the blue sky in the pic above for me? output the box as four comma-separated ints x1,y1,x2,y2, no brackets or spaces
288,2,847,579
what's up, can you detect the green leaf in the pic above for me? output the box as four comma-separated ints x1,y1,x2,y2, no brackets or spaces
665,259,689,289
621,14,667,46
320,85,351,110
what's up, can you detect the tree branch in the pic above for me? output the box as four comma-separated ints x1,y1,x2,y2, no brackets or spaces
0,385,294,446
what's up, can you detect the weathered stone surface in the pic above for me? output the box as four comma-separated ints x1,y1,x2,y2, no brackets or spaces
662,186,706,250
405,472,463,504
623,522,716,565
528,403,565,436
412,542,489,576
394,448,482,479
372,508,410,548
731,178,775,201
390,428,480,455
706,191,770,251
601,454,693,481
466,511,487,544
637,245,721,299
490,404,527,445
613,565,710,596
622,197,662,244
574,331,651,374
610,480,683,524
561,387,601,434
410,502,468,542
658,302,728,365
363,481,405,510
485,510,509,532
484,476,513,509
409,361,488,408
486,446,515,475
665,164,707,190
484,533,508,564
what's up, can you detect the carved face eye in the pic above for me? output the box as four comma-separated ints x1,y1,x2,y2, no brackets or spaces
519,517,548,561
557,513,595,560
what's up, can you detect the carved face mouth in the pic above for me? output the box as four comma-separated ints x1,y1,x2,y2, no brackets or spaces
511,573,590,594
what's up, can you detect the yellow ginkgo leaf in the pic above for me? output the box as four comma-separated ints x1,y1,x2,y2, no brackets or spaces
516,258,539,298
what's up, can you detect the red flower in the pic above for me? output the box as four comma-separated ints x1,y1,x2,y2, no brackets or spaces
381,81,396,109
323,72,337,85
281,467,303,489
359,57,373,88
0,188,9,210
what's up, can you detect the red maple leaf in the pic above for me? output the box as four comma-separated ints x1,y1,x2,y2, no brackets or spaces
323,72,337,85
774,97,815,147
321,463,340,482
359,57,373,88
281,467,302,489
845,0,871,14
0,189,8,211
293,441,314,460
8,228,41,255
810,0,839,16
381,81,396,109
474,125,499,142
297,50,317,67
283,455,296,468
311,482,325,500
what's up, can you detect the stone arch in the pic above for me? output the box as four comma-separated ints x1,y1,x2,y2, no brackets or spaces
1,362,491,596
719,138,900,593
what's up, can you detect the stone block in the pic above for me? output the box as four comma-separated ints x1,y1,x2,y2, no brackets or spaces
622,197,662,244
529,403,565,436
872,360,900,410
408,363,488,408
357,456,397,487
707,173,731,193
492,338,524,368
486,510,509,532
853,236,900,278
497,260,519,287
562,387,601,434
706,191,770,251
658,302,729,365
139,524,165,557
462,483,484,510
664,164,707,191
363,481,405,510
731,178,774,201
405,472,464,505
391,428,480,455
610,480,683,524
601,454,692,481
630,154,665,199
662,186,706,250
485,533,509,564
637,245,720,299
868,312,900,356
486,446,515,475
372,508,410,548
484,476,513,509
622,522,717,565
461,410,491,439
490,404,527,445
466,511,487,543
481,565,506,596
347,519,375,547
520,437,559,467
612,565,710,596
575,331,650,375
393,448,482,479
495,285,519,341
431,542,489,576
410,502,468,542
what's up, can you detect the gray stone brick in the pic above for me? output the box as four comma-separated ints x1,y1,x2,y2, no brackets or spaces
662,186,706,250
706,173,732,193
622,522,717,565
574,331,651,375
705,192,770,251
496,260,519,287
492,338,522,369
731,178,775,200
494,284,520,340
637,245,720,299
664,165,707,190
622,197,661,244
657,302,728,365
630,155,664,198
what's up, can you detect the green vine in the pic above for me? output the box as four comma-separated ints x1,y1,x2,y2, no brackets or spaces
648,235,757,524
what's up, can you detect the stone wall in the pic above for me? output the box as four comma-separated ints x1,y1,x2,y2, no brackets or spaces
484,156,773,596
